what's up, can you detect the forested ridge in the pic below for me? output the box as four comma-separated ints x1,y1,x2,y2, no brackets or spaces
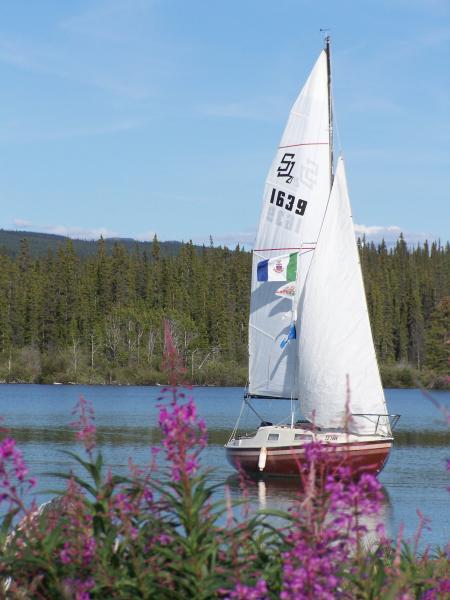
0,228,185,258
0,234,448,387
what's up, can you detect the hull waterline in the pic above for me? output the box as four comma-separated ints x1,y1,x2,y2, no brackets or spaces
226,439,392,478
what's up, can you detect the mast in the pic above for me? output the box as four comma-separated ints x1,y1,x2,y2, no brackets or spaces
324,35,334,190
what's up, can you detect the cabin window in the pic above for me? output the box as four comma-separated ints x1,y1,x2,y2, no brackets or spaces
267,433,279,441
294,434,312,441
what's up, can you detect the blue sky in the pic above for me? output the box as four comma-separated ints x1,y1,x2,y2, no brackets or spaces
0,0,449,247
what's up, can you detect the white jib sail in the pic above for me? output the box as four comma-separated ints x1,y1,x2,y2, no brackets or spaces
297,158,391,435
248,50,331,398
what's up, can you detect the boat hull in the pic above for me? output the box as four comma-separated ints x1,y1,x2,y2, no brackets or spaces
226,439,392,478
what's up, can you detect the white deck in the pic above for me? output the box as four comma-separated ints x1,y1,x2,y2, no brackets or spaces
226,424,393,450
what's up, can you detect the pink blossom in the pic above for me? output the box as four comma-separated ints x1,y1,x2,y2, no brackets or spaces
64,577,95,600
157,390,207,482
224,578,268,599
156,533,171,546
0,436,35,512
280,441,384,599
60,542,73,565
71,396,96,454
82,537,96,566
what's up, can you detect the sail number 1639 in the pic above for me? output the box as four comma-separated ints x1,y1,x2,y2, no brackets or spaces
269,188,307,216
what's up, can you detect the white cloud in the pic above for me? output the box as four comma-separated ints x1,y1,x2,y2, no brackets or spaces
354,224,402,237
9,221,118,240
134,230,156,242
12,218,33,228
193,229,256,248
40,225,118,240
353,223,431,245
201,224,434,250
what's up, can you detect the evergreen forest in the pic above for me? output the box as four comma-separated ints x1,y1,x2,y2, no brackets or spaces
0,234,448,388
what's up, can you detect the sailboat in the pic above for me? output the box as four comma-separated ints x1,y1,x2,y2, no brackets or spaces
225,38,399,477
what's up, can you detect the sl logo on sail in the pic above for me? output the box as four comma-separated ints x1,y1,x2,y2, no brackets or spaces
277,153,296,184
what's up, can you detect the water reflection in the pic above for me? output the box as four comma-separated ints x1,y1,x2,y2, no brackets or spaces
225,474,393,546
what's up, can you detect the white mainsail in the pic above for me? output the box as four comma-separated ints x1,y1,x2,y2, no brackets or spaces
297,158,390,435
248,50,331,398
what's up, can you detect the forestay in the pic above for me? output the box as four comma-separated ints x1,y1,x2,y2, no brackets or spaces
248,51,331,398
297,158,391,435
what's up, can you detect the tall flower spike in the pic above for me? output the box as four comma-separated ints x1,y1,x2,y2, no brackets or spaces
71,396,96,455
157,322,207,482
0,436,36,513
161,319,187,386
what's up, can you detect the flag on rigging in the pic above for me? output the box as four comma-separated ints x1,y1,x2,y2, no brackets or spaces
275,282,296,298
280,323,296,349
257,252,298,282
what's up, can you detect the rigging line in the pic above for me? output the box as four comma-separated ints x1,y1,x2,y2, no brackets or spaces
228,397,246,443
249,323,275,340
278,142,329,149
253,245,316,252
244,397,266,422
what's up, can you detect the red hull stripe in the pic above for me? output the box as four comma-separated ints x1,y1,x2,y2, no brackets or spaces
227,444,392,458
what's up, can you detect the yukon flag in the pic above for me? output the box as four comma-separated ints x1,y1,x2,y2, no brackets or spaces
257,252,298,282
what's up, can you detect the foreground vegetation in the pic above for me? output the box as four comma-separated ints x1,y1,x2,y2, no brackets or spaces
0,234,448,387
0,328,449,598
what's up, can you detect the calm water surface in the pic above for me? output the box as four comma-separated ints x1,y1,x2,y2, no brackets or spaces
0,385,448,549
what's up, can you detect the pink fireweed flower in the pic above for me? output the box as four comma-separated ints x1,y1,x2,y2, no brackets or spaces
143,485,154,504
156,321,208,480
161,319,188,386
158,390,207,482
223,578,268,600
326,468,383,516
112,492,133,514
280,521,349,600
0,416,8,434
280,440,384,599
156,533,171,546
82,537,96,566
63,577,95,600
58,478,96,573
71,396,96,454
0,436,36,512
60,541,73,565
422,579,450,599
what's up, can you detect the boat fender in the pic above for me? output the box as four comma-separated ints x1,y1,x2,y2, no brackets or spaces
258,446,268,471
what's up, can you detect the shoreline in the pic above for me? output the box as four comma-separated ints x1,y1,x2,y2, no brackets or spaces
0,380,448,390
0,361,448,390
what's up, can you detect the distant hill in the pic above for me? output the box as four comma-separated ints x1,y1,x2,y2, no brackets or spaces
0,229,189,258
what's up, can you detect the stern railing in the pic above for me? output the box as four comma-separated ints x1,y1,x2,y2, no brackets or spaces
351,413,400,436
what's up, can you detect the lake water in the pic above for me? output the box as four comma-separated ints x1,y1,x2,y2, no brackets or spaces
0,385,449,550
